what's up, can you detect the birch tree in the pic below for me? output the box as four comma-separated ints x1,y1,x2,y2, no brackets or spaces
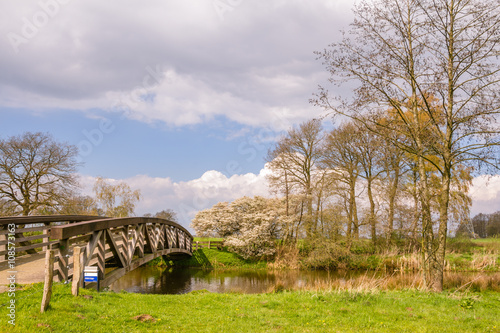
93,177,141,217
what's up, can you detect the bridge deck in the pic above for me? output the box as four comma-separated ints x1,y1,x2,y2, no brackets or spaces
0,253,46,292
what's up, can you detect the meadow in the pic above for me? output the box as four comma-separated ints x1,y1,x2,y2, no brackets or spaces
1,283,499,332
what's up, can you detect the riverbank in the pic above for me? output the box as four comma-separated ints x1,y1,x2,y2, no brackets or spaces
1,283,498,332
154,237,500,273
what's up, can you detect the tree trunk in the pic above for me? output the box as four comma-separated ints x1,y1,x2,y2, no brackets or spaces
386,160,400,246
367,178,376,244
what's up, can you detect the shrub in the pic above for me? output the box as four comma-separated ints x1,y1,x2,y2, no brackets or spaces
300,238,350,270
447,237,479,254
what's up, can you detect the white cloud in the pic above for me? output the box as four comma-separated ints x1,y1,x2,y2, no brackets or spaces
79,166,272,232
0,0,352,129
78,169,500,233
469,175,500,216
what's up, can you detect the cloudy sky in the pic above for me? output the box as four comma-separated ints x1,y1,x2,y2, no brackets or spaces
1,0,498,231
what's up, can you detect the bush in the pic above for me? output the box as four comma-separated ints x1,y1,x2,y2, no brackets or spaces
447,237,479,254
300,238,350,270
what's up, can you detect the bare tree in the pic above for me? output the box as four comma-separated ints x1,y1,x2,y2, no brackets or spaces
0,132,79,216
354,122,386,244
153,209,178,222
266,119,325,239
322,122,361,245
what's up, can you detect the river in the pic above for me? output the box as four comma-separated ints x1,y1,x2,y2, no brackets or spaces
108,266,500,294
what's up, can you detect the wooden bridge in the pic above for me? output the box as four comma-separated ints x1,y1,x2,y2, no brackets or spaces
0,215,193,289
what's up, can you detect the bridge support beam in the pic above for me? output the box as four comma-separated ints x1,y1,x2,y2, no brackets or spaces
97,231,106,284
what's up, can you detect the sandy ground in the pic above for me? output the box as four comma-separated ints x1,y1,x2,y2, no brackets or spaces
0,253,46,293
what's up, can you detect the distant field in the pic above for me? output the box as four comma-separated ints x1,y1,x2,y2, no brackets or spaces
193,237,224,242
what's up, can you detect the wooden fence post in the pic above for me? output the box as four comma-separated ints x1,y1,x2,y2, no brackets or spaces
72,247,82,296
41,249,54,313
208,240,211,249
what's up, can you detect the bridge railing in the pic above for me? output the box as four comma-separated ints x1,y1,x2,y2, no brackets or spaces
50,217,193,287
0,215,103,262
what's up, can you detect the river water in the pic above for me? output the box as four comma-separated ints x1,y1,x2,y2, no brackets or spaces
108,266,500,294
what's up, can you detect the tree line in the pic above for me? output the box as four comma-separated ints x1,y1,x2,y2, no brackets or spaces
193,0,500,292
457,211,500,238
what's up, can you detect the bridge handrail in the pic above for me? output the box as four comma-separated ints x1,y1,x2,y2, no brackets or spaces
0,215,104,226
50,217,192,240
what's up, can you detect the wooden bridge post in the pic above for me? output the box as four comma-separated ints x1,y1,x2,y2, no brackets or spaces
72,246,83,296
40,249,54,313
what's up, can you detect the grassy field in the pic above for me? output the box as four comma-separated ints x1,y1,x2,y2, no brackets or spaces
1,283,499,332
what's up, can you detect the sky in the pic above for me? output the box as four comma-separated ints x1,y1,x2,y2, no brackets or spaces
0,0,499,231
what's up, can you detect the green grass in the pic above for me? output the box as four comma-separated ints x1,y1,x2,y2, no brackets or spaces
2,283,499,332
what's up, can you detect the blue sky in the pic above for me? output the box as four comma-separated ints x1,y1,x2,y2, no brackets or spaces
1,109,269,181
1,0,499,230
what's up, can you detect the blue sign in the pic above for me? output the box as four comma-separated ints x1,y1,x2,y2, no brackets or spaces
84,274,98,282
84,266,99,282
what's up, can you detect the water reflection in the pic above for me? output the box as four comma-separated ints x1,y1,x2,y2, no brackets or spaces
109,267,500,294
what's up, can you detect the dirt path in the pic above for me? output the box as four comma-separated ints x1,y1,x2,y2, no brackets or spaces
0,253,46,293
